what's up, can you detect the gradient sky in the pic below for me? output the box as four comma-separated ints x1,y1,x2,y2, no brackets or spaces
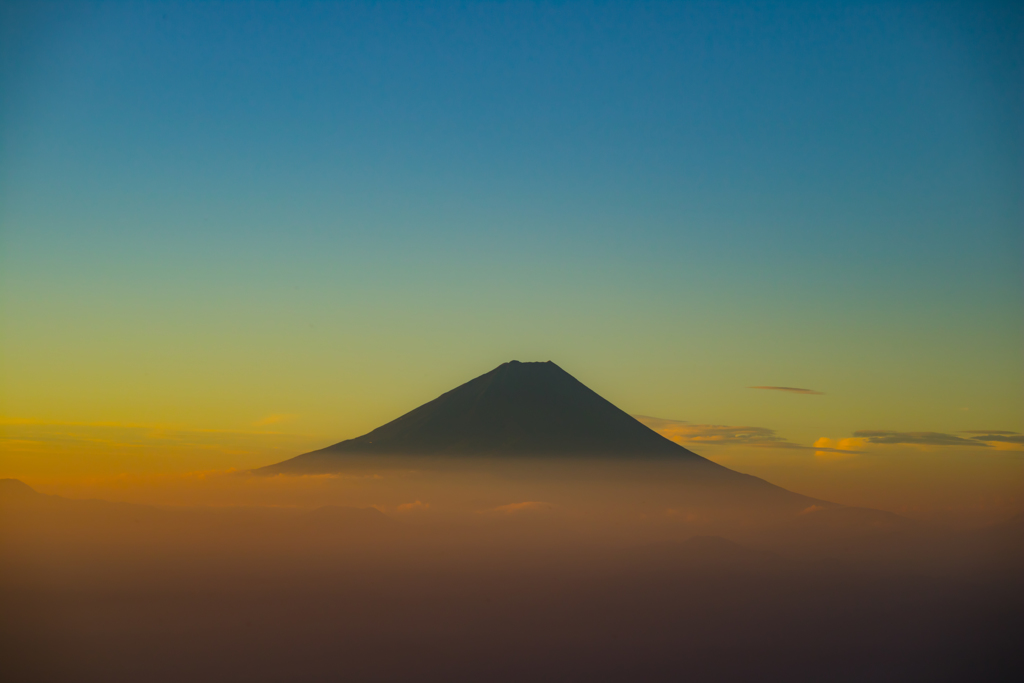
1,1,1021,510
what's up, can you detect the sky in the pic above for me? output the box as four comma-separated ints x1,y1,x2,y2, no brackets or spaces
1,0,1021,517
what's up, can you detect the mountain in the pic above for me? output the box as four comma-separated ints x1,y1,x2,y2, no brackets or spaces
260,360,725,473
255,361,854,517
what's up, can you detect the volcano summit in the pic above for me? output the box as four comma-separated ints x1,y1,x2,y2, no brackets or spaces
262,361,740,475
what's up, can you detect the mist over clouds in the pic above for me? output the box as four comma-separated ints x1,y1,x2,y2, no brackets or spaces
3,466,1022,683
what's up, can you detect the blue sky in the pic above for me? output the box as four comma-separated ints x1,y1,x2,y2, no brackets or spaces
1,1,1021,460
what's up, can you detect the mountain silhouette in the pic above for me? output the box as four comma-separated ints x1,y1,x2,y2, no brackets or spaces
262,361,737,474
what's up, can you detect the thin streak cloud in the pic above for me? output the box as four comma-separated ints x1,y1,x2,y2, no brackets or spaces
963,430,1021,437
748,386,824,395
854,430,986,447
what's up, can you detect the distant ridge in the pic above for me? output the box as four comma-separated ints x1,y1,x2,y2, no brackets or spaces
0,478,40,500
260,361,721,474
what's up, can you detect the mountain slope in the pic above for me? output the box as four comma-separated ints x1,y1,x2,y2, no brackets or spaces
261,360,720,473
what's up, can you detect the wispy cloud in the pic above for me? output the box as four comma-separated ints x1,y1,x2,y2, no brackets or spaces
635,415,799,448
962,430,1020,435
971,434,1024,444
633,415,857,453
961,431,1024,446
966,433,1024,449
748,386,823,395
810,429,1024,454
831,430,1024,450
854,430,988,447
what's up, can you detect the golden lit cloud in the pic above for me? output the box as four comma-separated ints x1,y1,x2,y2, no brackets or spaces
812,437,864,460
